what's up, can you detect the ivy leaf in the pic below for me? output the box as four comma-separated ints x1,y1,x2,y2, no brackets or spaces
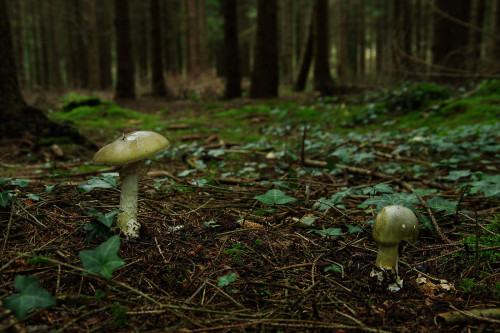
26,193,44,202
78,176,117,193
0,177,12,185
360,193,419,212
446,170,471,181
426,197,458,213
87,208,121,228
254,189,296,205
308,228,344,236
0,190,11,208
346,224,364,234
362,183,394,195
10,179,30,188
2,275,56,320
217,273,237,287
79,235,124,279
324,264,342,273
84,220,111,242
45,185,56,194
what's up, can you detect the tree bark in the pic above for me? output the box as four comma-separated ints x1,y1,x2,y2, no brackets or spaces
432,0,471,78
280,0,293,86
86,0,101,90
313,0,335,96
150,0,167,96
114,0,136,99
163,0,180,75
0,0,89,145
97,0,113,89
250,0,279,98
294,5,314,92
185,0,200,75
223,0,242,98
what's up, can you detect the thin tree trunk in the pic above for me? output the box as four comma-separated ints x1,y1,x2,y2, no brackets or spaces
313,0,335,95
97,0,112,89
250,0,279,98
114,0,135,99
150,0,167,96
280,0,293,86
14,0,25,87
238,0,251,78
338,0,348,83
48,0,63,89
163,0,180,75
198,0,210,71
467,0,485,71
185,0,200,75
294,6,314,92
223,0,241,98
86,0,100,90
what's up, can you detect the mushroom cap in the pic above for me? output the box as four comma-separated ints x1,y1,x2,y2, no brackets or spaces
373,205,419,245
93,131,169,166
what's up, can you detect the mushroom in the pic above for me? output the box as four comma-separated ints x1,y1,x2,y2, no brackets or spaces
92,131,169,238
371,205,419,291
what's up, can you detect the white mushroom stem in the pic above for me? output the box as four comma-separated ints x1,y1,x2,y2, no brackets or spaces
117,160,144,238
375,244,399,274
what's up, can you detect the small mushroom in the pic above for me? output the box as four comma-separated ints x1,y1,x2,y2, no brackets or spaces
371,205,419,291
92,131,169,238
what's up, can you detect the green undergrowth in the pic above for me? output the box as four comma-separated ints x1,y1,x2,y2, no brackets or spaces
49,95,165,134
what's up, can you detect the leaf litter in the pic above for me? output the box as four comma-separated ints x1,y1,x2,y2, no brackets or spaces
0,100,499,332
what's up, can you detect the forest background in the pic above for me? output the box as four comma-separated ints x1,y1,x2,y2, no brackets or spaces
5,0,500,102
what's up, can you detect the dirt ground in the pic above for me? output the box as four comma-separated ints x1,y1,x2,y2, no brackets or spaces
0,92,499,332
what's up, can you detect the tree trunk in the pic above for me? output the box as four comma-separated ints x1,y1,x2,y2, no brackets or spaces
392,0,412,77
114,0,136,99
48,0,63,89
198,0,210,71
294,5,314,92
97,0,113,89
185,0,200,75
490,0,500,73
338,0,348,83
467,0,485,71
280,0,293,86
432,0,471,78
14,0,25,87
223,0,242,99
238,0,251,78
0,0,89,145
313,0,335,96
86,0,101,90
163,0,180,75
250,0,279,98
150,0,167,96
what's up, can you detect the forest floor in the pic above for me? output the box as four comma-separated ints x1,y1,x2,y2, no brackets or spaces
0,81,499,332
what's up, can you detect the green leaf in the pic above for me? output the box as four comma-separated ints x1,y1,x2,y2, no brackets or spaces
324,264,342,273
362,183,394,195
0,190,11,208
360,193,419,212
0,177,12,185
79,235,124,279
217,273,237,287
446,170,471,181
10,179,30,188
26,193,44,201
254,189,296,205
87,208,121,228
45,185,56,194
84,220,111,242
426,197,458,213
413,188,437,197
308,228,344,236
78,176,117,193
2,275,56,320
346,224,364,234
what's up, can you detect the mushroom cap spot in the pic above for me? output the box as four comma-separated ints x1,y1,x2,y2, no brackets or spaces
92,131,169,166
373,205,419,245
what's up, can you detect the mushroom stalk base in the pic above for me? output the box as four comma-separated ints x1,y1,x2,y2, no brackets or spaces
117,161,143,238
372,244,403,292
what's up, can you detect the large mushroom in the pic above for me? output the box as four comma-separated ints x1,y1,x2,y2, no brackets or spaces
371,205,419,291
93,131,169,238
